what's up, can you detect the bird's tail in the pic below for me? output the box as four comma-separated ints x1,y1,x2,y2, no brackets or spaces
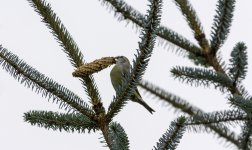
134,98,155,114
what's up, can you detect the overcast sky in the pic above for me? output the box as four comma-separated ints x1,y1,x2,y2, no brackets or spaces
1,0,252,150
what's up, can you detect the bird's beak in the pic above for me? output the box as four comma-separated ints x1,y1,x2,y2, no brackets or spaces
114,56,122,62
114,57,118,62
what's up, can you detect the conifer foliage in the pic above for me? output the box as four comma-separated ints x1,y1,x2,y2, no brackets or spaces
0,0,251,149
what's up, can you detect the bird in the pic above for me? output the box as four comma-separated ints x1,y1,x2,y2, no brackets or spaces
110,56,155,114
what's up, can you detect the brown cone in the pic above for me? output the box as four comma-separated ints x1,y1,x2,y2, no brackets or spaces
72,57,116,77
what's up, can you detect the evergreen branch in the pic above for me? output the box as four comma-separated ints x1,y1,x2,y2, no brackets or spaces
229,95,252,115
174,0,209,50
171,66,233,91
186,109,248,126
237,84,251,100
185,112,240,147
210,0,236,54
108,122,130,150
140,80,202,115
27,0,83,67
99,0,203,55
28,0,105,111
107,0,162,120
24,111,98,133
154,116,186,150
228,42,248,84
0,46,95,119
100,0,211,67
207,124,239,147
157,26,202,57
27,0,103,111
187,52,209,67
140,80,239,147
239,121,252,150
186,115,240,147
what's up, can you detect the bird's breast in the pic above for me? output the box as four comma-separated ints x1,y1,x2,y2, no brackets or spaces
110,66,124,89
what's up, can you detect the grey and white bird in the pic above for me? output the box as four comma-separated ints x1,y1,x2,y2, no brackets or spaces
110,56,155,114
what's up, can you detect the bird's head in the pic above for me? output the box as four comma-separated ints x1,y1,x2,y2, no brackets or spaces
114,56,130,65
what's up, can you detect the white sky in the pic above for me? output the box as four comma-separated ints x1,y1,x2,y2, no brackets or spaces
0,0,252,150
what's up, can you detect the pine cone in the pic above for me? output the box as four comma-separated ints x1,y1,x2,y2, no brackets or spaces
72,57,116,77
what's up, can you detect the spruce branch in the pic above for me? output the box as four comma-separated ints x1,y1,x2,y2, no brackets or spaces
187,53,209,67
27,0,83,68
171,66,233,92
170,58,248,148
140,80,202,115
107,0,163,120
186,109,248,126
100,0,212,67
27,0,103,111
239,121,252,150
72,57,116,77
228,42,248,84
210,0,236,54
108,122,130,150
99,122,112,148
186,115,240,147
1,0,249,149
99,0,203,56
238,84,251,101
229,95,252,115
174,0,209,51
154,116,186,150
24,111,98,133
184,110,248,149
140,80,239,147
0,46,95,119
